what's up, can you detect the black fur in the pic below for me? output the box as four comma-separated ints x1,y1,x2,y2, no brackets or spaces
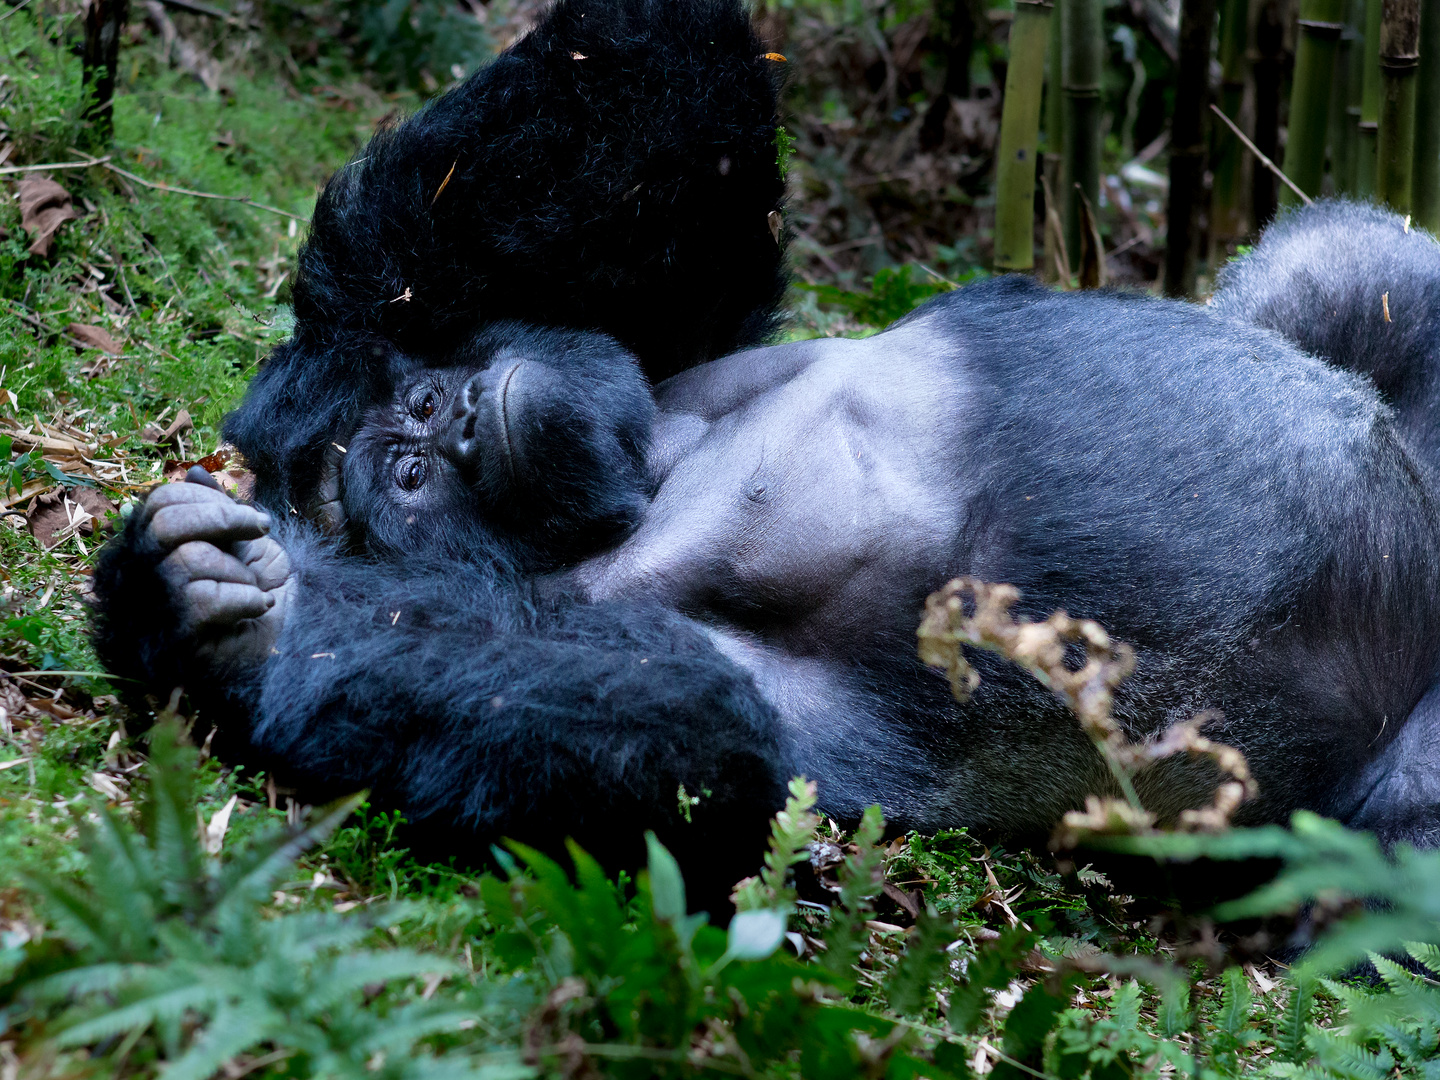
342,323,656,568
225,0,788,514
1213,200,1440,470
1213,200,1440,849
93,278,1440,892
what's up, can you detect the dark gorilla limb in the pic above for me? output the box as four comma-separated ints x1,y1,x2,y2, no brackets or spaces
226,0,788,516
91,479,788,906
1339,679,1440,850
1212,200,1440,468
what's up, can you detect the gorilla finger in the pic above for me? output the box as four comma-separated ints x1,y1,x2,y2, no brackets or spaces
160,542,259,588
181,579,274,628
185,465,222,490
149,501,273,549
141,480,237,518
233,537,292,590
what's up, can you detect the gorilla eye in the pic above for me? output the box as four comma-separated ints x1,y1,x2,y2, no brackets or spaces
412,392,437,421
396,456,428,492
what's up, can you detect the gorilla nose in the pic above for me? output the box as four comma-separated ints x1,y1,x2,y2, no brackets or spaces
442,361,522,478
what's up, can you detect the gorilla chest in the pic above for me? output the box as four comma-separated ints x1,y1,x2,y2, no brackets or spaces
575,350,971,650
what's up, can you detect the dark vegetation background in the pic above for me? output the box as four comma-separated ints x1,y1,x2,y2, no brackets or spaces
1,0,1440,1077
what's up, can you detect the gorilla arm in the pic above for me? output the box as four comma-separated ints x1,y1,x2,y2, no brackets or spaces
91,475,787,901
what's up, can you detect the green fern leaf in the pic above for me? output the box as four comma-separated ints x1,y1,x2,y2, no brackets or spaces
1274,974,1315,1063
733,776,819,912
140,724,206,914
158,1000,278,1080
1307,1027,1395,1080
211,791,367,927
1216,966,1254,1036
307,950,458,1012
55,975,221,1047
1407,941,1440,979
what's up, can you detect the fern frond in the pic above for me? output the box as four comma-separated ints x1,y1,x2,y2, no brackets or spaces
158,1001,279,1080
883,904,957,1016
18,869,121,958
1216,966,1254,1035
1306,1026,1394,1080
55,975,221,1047
308,950,459,1012
141,724,206,914
733,777,818,912
354,1006,487,1054
1406,941,1440,979
1274,974,1315,1063
211,791,367,925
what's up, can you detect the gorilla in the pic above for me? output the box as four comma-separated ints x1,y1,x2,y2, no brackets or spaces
88,0,1440,897
1211,201,1440,844
94,284,1440,894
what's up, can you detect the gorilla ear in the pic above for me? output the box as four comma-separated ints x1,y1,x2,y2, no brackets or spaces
305,441,348,535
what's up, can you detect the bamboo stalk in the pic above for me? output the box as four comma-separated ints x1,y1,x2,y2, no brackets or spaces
1377,0,1422,210
1342,0,1368,190
1210,0,1251,253
1252,0,1288,224
1061,0,1103,268
1282,0,1348,204
1357,0,1384,196
1325,0,1361,193
1413,0,1440,229
994,0,1055,272
81,0,129,149
1164,0,1220,297
1042,1,1065,280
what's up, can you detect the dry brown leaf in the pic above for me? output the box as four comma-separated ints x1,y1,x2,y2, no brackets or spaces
17,176,80,258
143,409,193,447
66,323,124,355
26,487,118,549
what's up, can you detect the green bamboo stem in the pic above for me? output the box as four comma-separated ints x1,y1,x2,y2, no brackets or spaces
1210,0,1250,249
1357,0,1384,196
1042,1,1065,279
1282,0,1348,204
1342,0,1368,190
1163,0,1220,297
994,0,1056,271
1325,1,1359,193
1061,0,1103,269
1413,0,1440,229
1377,0,1421,210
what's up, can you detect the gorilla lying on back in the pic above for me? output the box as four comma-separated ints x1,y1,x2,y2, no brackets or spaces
87,0,1440,892
96,272,1440,896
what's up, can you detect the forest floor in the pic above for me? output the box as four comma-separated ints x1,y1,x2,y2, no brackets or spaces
0,4,1398,1079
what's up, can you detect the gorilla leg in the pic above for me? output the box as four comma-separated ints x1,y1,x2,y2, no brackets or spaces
1212,200,1440,469
1337,681,1440,848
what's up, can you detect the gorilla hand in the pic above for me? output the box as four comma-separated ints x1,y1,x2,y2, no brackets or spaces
142,467,291,668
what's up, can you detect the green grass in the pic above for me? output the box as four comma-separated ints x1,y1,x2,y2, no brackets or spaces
1,6,1438,1079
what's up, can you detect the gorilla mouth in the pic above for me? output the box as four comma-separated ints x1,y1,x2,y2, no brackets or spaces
496,359,523,482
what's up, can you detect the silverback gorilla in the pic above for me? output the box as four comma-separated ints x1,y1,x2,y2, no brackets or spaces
90,0,1440,901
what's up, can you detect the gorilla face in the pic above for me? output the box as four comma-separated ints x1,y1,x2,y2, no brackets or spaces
334,323,658,568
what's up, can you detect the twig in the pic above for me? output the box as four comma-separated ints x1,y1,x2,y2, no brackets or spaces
155,0,252,26
0,152,305,221
4,300,97,350
0,155,110,176
102,160,305,220
1209,103,1313,206
0,0,38,23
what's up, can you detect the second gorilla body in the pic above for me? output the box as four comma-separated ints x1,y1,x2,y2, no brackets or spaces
97,274,1440,892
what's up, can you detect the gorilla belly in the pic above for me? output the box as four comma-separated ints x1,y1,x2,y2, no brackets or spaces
572,324,976,658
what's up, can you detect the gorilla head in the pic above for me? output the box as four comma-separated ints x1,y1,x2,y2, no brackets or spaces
332,324,656,568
